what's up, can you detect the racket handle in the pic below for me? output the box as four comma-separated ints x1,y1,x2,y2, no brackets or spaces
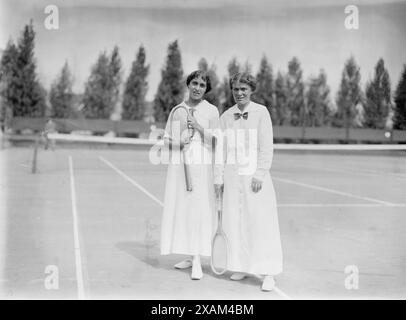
187,125,195,139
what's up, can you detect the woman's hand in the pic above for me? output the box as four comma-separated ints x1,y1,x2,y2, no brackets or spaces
180,135,191,150
251,177,262,193
187,114,203,133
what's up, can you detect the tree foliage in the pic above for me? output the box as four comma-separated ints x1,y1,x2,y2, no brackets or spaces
286,57,305,126
393,64,406,130
198,58,221,111
82,46,122,119
221,57,241,112
49,61,74,118
0,40,19,125
306,69,332,127
274,71,289,125
122,45,149,120
0,22,46,118
253,55,274,121
363,58,391,129
334,56,364,130
153,40,184,122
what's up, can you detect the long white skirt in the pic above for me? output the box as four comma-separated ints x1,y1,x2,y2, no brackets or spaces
160,142,215,256
222,166,283,275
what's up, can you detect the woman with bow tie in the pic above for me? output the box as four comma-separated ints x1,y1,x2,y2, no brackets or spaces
214,72,283,291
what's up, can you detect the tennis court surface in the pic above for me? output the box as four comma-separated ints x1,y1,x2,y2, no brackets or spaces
1,141,406,300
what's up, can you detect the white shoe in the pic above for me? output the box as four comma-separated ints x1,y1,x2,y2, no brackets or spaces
230,272,247,281
191,259,203,280
174,259,192,269
261,276,275,291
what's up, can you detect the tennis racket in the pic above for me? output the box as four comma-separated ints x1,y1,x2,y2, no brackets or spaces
210,187,229,275
168,105,194,192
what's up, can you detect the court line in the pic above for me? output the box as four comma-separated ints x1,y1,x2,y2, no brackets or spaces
274,160,406,181
99,156,292,300
273,176,395,206
99,156,164,207
68,156,86,300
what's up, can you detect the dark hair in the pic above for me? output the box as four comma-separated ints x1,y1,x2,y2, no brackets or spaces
186,70,212,93
229,72,257,92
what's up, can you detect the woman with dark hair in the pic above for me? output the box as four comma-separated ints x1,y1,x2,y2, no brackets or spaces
160,70,220,280
214,72,283,291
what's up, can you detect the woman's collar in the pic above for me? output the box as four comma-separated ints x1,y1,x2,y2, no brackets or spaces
234,101,253,113
184,99,204,109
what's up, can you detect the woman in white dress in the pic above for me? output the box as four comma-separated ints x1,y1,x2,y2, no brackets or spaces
214,72,283,291
160,70,220,280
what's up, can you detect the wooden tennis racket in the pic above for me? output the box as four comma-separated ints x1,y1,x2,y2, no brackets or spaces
210,187,229,275
168,105,194,192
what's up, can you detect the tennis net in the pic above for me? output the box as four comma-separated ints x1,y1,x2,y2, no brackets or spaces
29,133,164,173
27,133,406,172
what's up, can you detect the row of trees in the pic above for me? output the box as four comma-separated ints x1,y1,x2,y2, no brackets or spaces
1,22,406,131
151,41,406,130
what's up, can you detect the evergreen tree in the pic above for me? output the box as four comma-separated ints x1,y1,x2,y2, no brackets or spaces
228,57,241,76
253,55,274,121
274,71,289,125
109,46,122,115
363,58,391,129
122,45,149,120
286,57,305,126
82,51,112,118
13,21,46,117
49,61,74,118
197,58,221,110
306,69,332,127
393,64,406,130
243,60,253,74
82,47,122,119
197,58,209,73
154,40,184,122
334,56,363,137
0,40,19,125
221,57,241,112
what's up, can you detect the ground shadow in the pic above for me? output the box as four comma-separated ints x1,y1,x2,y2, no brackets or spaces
115,241,262,288
116,241,163,269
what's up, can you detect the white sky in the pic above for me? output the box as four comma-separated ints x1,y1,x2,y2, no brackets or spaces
1,0,406,101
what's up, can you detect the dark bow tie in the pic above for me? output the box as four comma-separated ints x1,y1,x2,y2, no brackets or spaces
234,112,248,120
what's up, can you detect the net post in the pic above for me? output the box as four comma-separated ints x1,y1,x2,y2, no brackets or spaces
31,133,40,174
390,128,394,144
